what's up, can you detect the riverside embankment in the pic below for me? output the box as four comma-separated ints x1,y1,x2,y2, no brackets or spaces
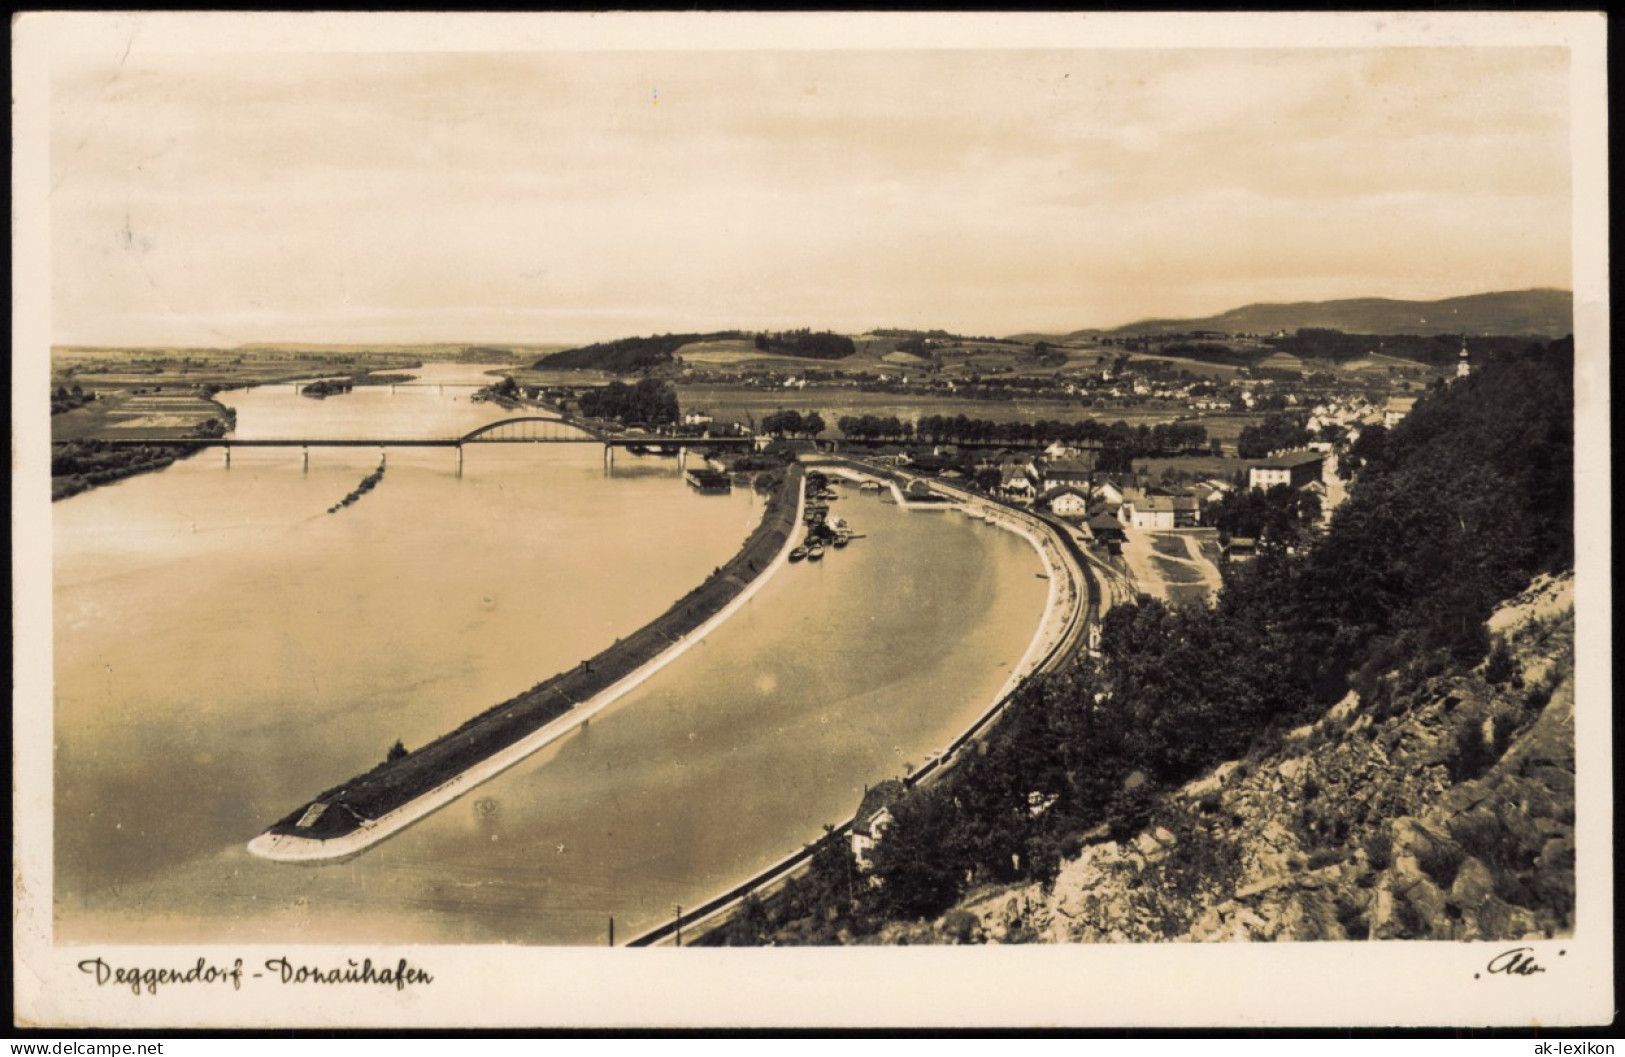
630,455,1089,945
249,464,806,862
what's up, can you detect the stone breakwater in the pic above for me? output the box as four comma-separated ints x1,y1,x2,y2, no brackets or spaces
249,466,806,862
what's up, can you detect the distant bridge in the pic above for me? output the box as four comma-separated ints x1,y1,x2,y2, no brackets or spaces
77,415,759,470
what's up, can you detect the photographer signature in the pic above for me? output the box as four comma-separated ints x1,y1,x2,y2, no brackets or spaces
1475,946,1564,979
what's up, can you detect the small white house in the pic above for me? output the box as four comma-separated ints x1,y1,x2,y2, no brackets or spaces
1039,485,1091,519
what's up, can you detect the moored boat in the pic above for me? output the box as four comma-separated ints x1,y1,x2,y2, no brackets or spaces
806,543,825,561
789,546,808,562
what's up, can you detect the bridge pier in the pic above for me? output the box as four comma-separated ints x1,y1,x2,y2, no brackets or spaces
678,447,688,472
302,446,309,473
224,446,231,468
604,444,614,472
456,444,464,477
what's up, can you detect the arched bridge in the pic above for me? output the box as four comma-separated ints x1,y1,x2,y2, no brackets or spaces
458,416,604,443
81,414,760,471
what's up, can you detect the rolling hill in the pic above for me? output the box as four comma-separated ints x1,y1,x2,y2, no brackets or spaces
1013,289,1572,343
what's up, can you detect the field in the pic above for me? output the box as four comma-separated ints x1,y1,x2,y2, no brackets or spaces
52,390,232,442
672,338,837,368
1121,350,1244,380
1149,534,1192,560
53,347,432,390
1150,554,1208,584
1255,351,1307,372
1337,351,1438,375
1135,452,1265,479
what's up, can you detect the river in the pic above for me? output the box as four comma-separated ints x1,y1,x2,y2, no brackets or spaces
52,363,1047,945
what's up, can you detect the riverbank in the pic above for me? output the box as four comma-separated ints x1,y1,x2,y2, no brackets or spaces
249,463,806,862
50,441,204,501
630,455,1089,945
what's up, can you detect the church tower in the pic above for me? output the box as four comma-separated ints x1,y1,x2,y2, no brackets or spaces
1456,337,1472,380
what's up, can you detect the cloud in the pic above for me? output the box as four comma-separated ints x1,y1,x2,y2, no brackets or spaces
49,46,1574,344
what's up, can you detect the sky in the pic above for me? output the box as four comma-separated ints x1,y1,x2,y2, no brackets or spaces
46,37,1574,347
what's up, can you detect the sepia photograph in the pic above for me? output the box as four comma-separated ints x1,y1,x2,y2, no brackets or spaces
11,11,1611,1030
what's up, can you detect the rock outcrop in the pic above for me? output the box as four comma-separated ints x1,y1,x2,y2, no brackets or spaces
899,572,1575,945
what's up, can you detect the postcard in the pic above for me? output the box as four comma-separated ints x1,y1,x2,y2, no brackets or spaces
12,11,1611,1030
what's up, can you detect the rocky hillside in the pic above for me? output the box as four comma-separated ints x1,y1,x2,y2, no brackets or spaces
891,572,1575,945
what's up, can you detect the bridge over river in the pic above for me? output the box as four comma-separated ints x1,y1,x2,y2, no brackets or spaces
81,415,761,469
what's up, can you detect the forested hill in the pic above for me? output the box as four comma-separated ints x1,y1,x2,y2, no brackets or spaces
536,332,738,372
1016,289,1572,342
536,328,855,371
704,336,1575,944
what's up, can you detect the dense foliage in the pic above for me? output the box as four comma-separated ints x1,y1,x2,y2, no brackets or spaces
711,337,1573,942
754,329,857,359
576,378,680,427
1236,411,1311,458
51,440,193,501
1209,484,1321,548
760,409,827,437
51,384,95,415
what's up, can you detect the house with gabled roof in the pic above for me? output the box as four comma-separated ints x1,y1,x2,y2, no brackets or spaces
1000,466,1036,499
850,779,907,869
1248,450,1326,491
1035,457,1094,492
1037,484,1091,519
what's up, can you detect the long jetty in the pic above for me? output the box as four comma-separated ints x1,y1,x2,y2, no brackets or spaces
248,464,805,862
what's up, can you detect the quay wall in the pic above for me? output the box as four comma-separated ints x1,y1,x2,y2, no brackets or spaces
630,456,1089,945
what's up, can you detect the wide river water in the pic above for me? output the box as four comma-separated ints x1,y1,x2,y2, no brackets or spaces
53,363,1046,945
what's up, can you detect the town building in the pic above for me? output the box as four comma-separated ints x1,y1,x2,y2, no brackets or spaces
1000,465,1036,500
1222,536,1259,563
1248,450,1326,491
1038,485,1091,519
1030,456,1094,494
1088,510,1127,553
1121,490,1201,530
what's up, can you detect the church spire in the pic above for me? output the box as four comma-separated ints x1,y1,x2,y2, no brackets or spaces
1456,335,1472,380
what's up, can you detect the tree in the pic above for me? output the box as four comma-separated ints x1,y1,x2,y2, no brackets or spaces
1237,412,1311,458
867,787,966,920
804,412,826,439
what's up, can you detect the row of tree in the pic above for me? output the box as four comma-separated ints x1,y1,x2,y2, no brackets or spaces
834,412,1213,454
1235,411,1311,458
759,409,827,438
